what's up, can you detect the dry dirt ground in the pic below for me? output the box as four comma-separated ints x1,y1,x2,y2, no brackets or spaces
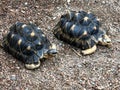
0,0,120,90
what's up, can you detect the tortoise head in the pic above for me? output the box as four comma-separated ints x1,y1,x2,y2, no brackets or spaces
43,44,57,58
97,30,112,46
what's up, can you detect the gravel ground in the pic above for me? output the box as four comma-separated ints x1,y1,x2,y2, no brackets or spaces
0,0,120,90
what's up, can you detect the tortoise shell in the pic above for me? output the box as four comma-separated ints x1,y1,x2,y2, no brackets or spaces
2,22,57,69
53,10,111,55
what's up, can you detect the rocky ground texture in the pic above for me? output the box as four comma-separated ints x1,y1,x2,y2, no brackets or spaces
0,0,120,90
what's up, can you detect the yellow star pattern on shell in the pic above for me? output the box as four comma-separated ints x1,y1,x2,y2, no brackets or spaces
27,46,31,50
30,31,35,37
93,26,97,30
18,39,22,45
71,24,76,31
38,42,41,45
84,17,89,21
22,24,27,28
83,30,87,35
11,34,15,38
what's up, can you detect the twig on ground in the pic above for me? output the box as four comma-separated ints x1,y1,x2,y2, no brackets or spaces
71,48,82,57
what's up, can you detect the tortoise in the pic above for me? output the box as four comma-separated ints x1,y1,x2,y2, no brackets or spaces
53,10,112,55
1,22,57,69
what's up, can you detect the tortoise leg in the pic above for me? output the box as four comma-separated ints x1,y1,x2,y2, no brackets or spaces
81,45,97,55
25,60,41,70
43,43,57,58
48,43,57,55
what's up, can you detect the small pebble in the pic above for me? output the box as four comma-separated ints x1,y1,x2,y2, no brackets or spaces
10,75,17,80
25,88,29,90
59,43,63,46
53,17,56,20
24,2,28,5
16,66,20,69
117,64,120,69
67,0,71,3
77,64,82,68
102,1,106,4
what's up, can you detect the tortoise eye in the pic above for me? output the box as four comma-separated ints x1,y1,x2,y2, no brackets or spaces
102,34,105,38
